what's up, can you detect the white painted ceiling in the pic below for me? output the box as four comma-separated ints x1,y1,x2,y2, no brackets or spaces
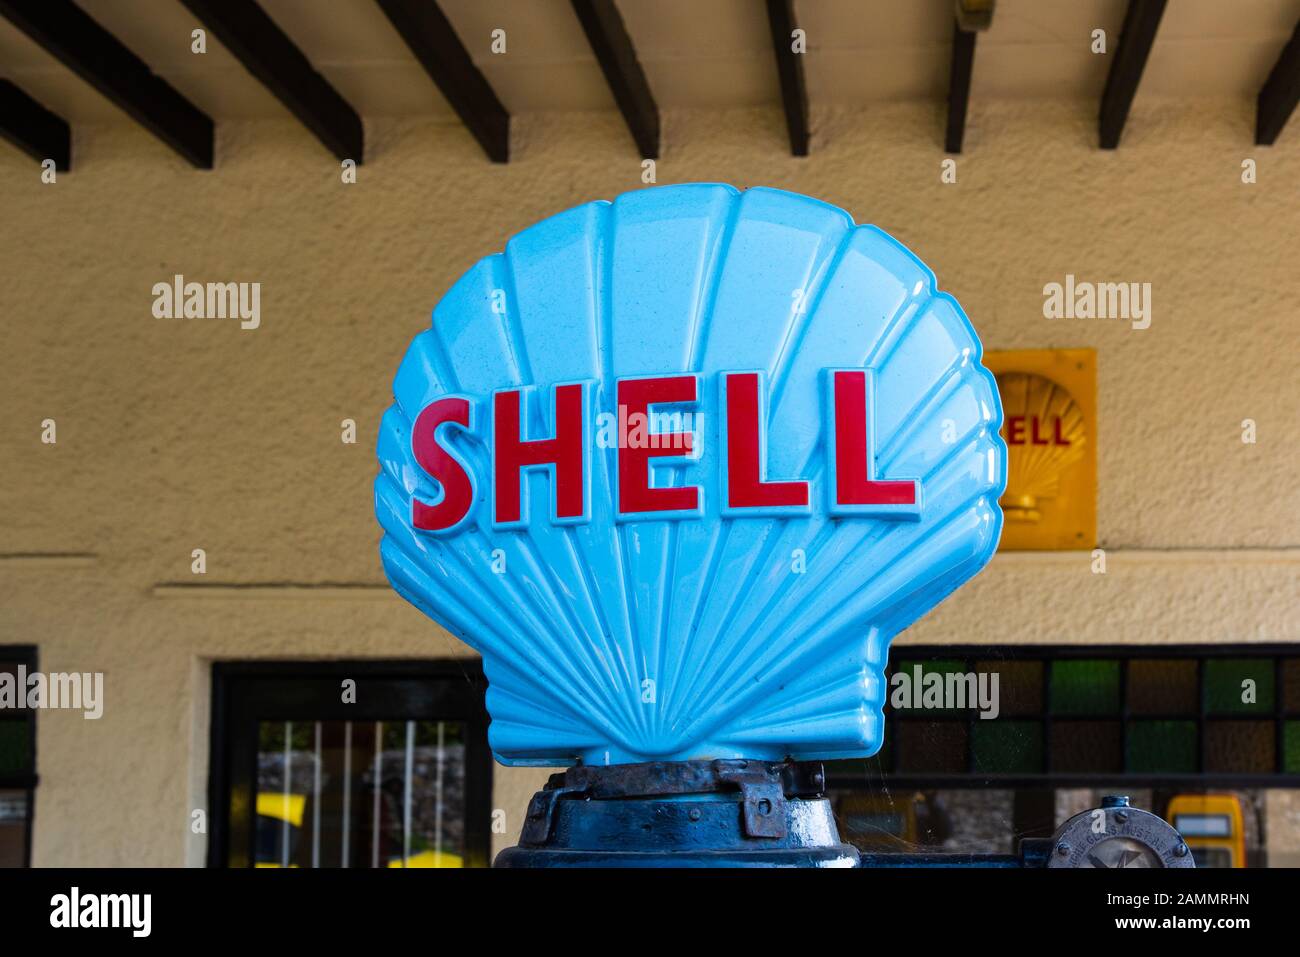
0,0,1296,125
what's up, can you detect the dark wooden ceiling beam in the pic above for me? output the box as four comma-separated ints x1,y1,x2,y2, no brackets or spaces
1099,0,1167,149
375,0,509,163
945,21,977,153
1256,20,1300,145
570,0,658,158
179,0,363,162
765,0,809,156
0,0,213,168
0,79,71,170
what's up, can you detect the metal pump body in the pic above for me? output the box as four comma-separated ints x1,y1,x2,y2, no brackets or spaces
496,760,859,868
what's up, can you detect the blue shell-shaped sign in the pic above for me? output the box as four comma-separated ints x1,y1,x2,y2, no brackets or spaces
376,184,1006,766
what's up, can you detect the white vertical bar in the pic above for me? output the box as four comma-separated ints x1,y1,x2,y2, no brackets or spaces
341,721,352,869
402,720,415,868
434,722,445,867
281,721,291,868
311,721,322,868
371,721,382,869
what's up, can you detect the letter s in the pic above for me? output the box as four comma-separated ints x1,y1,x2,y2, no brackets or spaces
411,397,477,532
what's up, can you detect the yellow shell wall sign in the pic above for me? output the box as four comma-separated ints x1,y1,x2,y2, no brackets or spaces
984,349,1096,550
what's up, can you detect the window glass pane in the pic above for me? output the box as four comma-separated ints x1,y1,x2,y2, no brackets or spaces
896,721,967,773
0,721,29,775
1281,660,1300,713
1050,720,1122,772
255,719,467,868
826,755,889,779
878,737,891,772
0,790,26,868
256,721,312,868
834,792,916,850
1204,659,1274,714
1050,660,1119,714
972,720,1042,773
1204,721,1274,774
1127,720,1198,773
1127,659,1197,714
895,659,966,675
1283,721,1300,774
974,660,1042,715
386,720,466,869
834,789,1018,854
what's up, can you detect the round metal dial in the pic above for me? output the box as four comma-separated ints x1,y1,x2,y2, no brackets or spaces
1047,801,1194,869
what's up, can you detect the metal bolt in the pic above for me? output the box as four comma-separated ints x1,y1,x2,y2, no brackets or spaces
757,798,773,816
1174,843,1189,858
1115,810,1129,823
687,808,701,822
1056,841,1071,857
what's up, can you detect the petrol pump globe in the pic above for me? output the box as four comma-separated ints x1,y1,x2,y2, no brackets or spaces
375,183,1007,863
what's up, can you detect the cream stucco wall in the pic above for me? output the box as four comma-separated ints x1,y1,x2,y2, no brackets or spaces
1,100,1297,866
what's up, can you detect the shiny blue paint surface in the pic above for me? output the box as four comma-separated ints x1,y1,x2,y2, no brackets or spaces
375,184,1007,767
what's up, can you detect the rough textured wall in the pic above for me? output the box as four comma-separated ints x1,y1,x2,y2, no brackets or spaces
1,99,1296,866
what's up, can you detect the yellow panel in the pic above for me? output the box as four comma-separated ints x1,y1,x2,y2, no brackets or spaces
984,349,1097,551
1166,794,1246,868
256,791,307,828
386,849,464,868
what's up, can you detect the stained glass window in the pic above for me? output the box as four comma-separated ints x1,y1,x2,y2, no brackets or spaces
859,649,1300,785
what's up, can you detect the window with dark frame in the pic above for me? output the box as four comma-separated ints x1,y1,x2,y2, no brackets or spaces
207,661,493,868
826,644,1300,789
0,646,37,868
